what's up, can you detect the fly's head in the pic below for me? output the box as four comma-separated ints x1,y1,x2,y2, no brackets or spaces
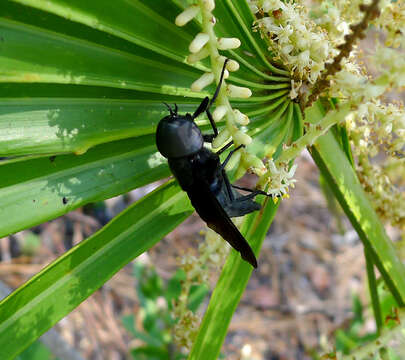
156,104,204,159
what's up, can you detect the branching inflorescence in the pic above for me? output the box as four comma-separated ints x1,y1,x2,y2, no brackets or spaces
253,0,405,231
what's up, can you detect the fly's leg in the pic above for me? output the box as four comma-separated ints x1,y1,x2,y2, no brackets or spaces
192,97,209,119
215,141,233,155
231,184,279,200
223,171,234,202
208,58,229,108
193,59,230,140
232,185,269,196
218,144,245,202
203,133,216,143
206,107,218,137
219,144,244,172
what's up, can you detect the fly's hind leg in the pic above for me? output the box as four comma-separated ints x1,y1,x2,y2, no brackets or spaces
231,184,279,201
219,144,244,171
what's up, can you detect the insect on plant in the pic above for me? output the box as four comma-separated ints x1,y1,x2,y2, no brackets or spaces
156,59,275,268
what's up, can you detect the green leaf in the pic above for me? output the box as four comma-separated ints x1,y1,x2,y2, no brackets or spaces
166,269,186,305
122,315,163,348
0,136,170,238
308,103,405,305
16,341,53,360
131,345,170,360
189,197,279,359
0,181,193,359
0,16,200,95
0,98,162,156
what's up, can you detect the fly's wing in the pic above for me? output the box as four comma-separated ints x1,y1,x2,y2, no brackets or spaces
187,178,258,268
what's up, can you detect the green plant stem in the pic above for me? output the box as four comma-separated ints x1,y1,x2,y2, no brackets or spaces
364,247,383,335
276,103,351,165
337,310,405,360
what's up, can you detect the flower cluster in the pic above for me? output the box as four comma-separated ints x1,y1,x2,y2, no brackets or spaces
344,99,405,229
172,309,200,350
171,227,231,351
257,159,297,200
373,1,405,48
328,0,405,49
176,0,266,178
250,0,404,230
326,43,405,230
251,0,336,98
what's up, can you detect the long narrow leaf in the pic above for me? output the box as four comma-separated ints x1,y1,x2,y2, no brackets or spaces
0,136,169,237
0,181,193,359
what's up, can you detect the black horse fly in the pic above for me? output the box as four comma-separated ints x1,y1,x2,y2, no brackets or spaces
156,59,271,268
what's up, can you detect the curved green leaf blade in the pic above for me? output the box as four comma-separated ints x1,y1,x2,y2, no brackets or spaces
189,198,279,359
0,181,193,360
0,98,161,156
8,0,194,62
0,17,200,96
0,136,170,237
308,103,405,305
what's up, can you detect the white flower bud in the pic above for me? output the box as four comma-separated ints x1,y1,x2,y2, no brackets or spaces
213,105,228,121
244,153,265,169
187,47,210,63
202,0,215,11
175,5,200,27
189,33,209,53
191,72,214,92
226,59,240,72
212,128,231,148
216,56,239,72
233,109,249,125
226,84,252,98
233,130,252,146
218,37,241,50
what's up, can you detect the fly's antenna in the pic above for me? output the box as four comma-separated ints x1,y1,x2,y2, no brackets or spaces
163,102,179,116
163,102,174,116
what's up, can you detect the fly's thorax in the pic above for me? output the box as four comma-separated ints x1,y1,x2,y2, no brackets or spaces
156,114,204,158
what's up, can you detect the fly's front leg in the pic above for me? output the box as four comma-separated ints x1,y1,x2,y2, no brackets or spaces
208,58,229,108
197,59,230,142
206,108,218,137
205,59,229,137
